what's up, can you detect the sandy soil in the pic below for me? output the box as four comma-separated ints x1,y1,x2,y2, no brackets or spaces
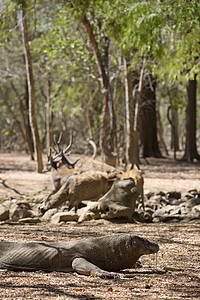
0,152,200,299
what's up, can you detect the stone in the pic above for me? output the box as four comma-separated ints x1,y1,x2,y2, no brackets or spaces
0,205,9,221
18,217,40,223
9,202,33,221
152,205,176,218
186,197,200,208
167,191,181,200
51,211,78,224
41,208,58,221
192,204,200,216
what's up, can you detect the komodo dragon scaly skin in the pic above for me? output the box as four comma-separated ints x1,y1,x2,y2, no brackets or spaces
0,234,159,279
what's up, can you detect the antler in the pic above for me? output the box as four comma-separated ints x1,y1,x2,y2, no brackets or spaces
50,132,79,169
88,139,97,159
63,132,73,154
53,132,63,154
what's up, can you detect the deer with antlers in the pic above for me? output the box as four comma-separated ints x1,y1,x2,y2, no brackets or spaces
39,133,144,215
42,133,81,203
39,133,118,214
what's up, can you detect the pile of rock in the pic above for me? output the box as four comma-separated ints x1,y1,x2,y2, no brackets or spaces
134,189,200,223
0,197,41,223
0,189,200,224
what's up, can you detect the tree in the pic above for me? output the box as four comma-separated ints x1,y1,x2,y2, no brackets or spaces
21,0,43,172
81,14,117,163
140,72,162,158
182,76,200,161
0,0,199,165
108,0,200,160
124,56,140,169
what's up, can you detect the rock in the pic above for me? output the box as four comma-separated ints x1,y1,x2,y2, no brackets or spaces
188,189,200,197
180,206,191,215
51,211,78,224
192,204,200,216
9,202,33,221
41,208,58,221
186,197,200,208
153,215,184,223
147,195,169,211
170,198,184,205
152,205,176,218
132,209,153,223
77,202,101,222
167,191,181,200
145,191,154,199
18,217,41,223
99,202,131,220
0,205,9,221
156,191,166,197
182,192,194,201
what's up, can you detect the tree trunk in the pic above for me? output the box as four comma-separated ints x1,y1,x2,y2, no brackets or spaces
24,79,34,157
171,109,179,152
46,78,51,151
81,14,116,164
10,82,34,160
157,108,169,156
86,80,100,139
21,0,43,172
140,74,162,158
182,76,200,161
124,57,140,169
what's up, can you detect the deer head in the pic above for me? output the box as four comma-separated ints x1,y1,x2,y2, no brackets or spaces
43,132,79,172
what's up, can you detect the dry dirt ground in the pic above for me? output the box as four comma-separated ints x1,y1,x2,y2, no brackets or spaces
0,152,200,299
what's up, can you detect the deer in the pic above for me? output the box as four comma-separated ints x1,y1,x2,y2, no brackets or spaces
39,134,117,214
44,132,79,171
40,169,112,213
42,133,82,205
40,133,144,214
43,148,82,202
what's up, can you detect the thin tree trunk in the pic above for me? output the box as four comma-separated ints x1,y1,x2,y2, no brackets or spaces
24,79,34,155
81,14,116,163
86,82,100,139
46,78,51,151
157,108,169,156
167,104,179,159
21,0,43,172
124,56,140,169
182,76,200,161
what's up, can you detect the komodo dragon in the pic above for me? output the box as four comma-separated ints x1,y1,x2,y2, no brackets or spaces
0,234,159,279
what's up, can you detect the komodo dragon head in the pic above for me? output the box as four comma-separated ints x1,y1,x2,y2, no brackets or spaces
129,235,159,255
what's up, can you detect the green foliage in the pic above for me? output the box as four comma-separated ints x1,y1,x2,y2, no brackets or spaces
99,0,200,82
0,0,199,151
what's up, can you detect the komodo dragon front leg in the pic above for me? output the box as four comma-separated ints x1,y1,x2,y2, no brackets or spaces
72,257,119,279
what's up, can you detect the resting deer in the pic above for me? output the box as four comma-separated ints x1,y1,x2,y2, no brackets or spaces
41,169,111,213
40,135,116,214
43,148,82,202
42,134,81,204
40,134,144,214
